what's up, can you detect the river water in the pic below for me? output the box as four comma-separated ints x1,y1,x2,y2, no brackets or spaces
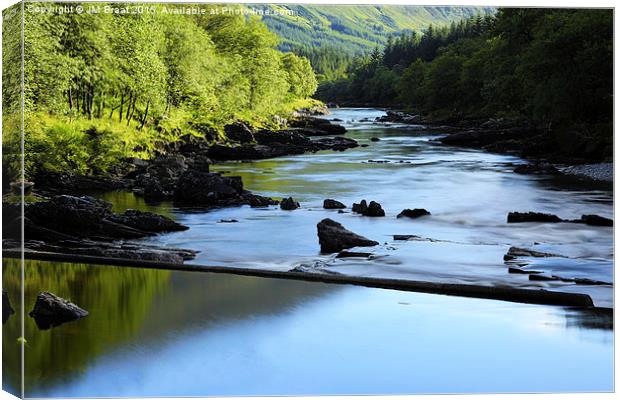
142,108,613,307
3,108,613,397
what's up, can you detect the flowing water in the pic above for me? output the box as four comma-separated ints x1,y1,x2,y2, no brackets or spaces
142,108,613,307
3,108,613,397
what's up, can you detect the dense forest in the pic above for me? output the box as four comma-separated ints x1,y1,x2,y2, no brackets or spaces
2,3,318,180
263,5,494,81
318,9,613,157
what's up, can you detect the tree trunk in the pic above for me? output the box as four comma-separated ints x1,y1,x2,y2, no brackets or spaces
68,87,73,110
119,90,125,122
139,100,150,129
125,92,133,120
127,95,137,126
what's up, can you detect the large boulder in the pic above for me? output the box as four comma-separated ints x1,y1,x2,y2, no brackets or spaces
323,199,346,209
280,197,300,210
29,291,88,329
26,195,113,230
397,208,431,219
173,170,244,206
352,200,385,217
317,218,378,253
225,122,255,143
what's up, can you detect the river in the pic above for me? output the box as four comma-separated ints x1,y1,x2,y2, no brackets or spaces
3,108,613,397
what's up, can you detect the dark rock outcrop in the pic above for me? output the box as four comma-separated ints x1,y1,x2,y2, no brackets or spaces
289,117,347,135
507,212,563,223
514,162,559,175
317,218,378,253
2,195,196,263
507,212,612,227
576,214,613,227
323,199,346,209
173,170,242,206
376,111,420,124
109,209,188,232
503,246,560,261
29,291,88,329
34,171,130,195
352,200,385,217
313,137,359,151
280,197,300,210
397,208,431,219
225,122,255,143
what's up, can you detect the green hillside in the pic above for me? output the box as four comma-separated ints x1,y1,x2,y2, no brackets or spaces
259,5,496,54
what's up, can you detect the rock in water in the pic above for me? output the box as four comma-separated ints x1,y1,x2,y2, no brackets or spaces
323,199,346,209
578,214,613,227
397,208,431,219
109,209,188,232
317,218,378,253
366,201,385,217
352,200,368,214
507,211,563,223
280,197,300,210
173,170,243,205
29,291,88,329
352,200,384,216
3,290,14,324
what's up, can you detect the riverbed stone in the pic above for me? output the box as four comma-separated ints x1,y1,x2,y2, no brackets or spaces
317,218,378,253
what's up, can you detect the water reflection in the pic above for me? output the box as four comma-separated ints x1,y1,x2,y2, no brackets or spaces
3,260,610,397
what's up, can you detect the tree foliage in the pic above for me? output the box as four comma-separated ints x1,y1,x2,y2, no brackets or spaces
3,3,319,179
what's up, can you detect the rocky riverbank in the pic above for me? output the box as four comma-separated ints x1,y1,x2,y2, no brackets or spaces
377,110,612,181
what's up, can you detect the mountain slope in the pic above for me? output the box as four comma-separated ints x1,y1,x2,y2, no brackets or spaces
259,5,496,54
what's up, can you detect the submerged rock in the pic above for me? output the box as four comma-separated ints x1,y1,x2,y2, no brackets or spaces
317,218,378,253
503,246,559,261
336,251,373,258
397,208,431,219
29,291,88,330
280,197,300,210
507,211,563,223
323,199,346,209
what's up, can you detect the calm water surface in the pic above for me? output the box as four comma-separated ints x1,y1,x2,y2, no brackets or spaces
2,260,613,397
3,108,613,397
